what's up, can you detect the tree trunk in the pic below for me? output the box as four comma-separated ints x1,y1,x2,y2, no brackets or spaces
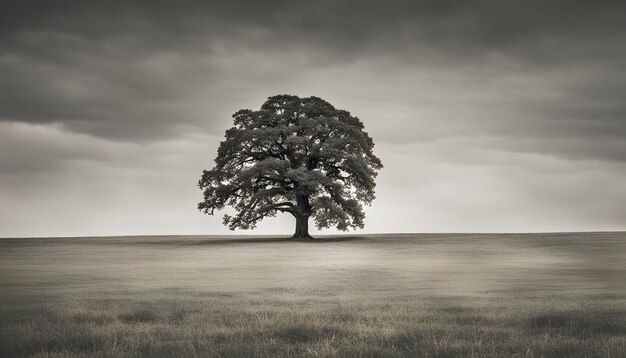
292,194,313,239
293,215,312,240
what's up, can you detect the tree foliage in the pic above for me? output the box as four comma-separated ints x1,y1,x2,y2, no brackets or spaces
198,95,382,238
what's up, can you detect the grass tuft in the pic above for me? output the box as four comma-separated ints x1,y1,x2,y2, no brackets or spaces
118,308,160,323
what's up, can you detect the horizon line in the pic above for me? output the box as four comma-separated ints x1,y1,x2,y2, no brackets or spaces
2,230,625,240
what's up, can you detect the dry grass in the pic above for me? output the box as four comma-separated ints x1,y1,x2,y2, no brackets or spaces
1,233,625,357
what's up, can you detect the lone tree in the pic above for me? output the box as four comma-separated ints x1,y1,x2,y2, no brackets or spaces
198,95,382,239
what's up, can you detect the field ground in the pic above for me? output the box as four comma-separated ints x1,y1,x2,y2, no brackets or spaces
1,233,625,357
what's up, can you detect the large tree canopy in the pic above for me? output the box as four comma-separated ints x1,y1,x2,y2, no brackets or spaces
198,95,382,239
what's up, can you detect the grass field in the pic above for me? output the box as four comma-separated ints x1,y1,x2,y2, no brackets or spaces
1,233,625,357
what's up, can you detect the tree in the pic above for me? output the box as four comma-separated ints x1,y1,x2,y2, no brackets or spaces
198,95,383,239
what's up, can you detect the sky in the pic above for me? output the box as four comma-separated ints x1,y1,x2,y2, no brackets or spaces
1,0,626,237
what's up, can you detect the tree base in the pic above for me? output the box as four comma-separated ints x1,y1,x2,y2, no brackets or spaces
291,234,314,240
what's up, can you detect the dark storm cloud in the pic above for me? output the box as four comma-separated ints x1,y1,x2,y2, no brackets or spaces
4,1,626,57
1,0,626,152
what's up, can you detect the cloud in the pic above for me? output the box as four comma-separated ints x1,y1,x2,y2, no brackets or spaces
3,1,626,145
368,142,626,232
0,121,231,237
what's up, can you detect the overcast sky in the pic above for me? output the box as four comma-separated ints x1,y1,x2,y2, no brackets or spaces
2,0,626,237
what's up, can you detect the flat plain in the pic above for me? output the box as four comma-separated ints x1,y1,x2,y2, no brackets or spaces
1,233,625,357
